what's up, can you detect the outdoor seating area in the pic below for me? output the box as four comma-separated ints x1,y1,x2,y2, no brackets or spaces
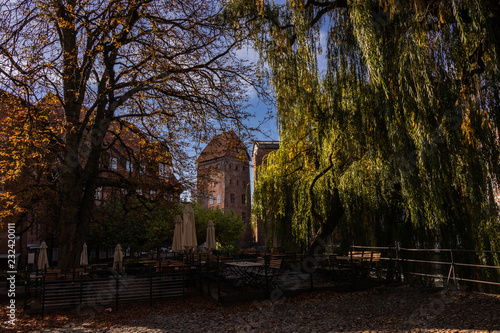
15,242,500,321
23,250,368,317
18,202,500,319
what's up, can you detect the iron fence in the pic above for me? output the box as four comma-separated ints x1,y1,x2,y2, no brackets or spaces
25,266,188,319
20,246,500,316
351,245,500,293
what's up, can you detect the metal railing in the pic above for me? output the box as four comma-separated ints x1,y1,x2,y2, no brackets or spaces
26,266,188,319
22,245,500,315
351,245,500,293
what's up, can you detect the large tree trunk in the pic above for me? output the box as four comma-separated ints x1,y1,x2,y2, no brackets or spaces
56,170,95,269
56,129,102,270
308,187,344,255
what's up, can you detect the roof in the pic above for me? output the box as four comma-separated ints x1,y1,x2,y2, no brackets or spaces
252,141,280,157
196,130,250,163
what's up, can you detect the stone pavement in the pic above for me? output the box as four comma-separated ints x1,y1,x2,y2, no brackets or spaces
4,285,500,332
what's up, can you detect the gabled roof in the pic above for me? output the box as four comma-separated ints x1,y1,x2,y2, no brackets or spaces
196,130,250,163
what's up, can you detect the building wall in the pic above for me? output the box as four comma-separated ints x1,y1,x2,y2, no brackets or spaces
198,156,253,247
197,130,254,248
0,93,181,268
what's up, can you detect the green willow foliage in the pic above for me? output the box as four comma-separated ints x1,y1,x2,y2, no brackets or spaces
228,0,500,253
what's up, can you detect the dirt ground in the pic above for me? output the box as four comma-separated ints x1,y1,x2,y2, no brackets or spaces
1,284,499,332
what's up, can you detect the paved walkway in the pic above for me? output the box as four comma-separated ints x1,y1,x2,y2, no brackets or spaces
3,285,500,332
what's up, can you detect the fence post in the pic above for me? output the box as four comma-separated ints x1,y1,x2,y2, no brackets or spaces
115,274,119,311
350,245,356,288
79,273,83,309
149,266,153,307
216,255,221,302
182,265,185,301
388,244,393,282
448,249,457,289
41,274,45,320
395,242,402,283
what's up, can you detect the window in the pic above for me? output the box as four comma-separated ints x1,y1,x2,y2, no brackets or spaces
235,165,238,171
150,190,156,197
217,194,221,204
209,195,214,205
230,193,235,203
237,180,239,185
242,194,246,204
230,179,232,184
229,163,232,169
136,189,142,195
139,164,146,174
241,212,246,222
95,187,103,200
159,163,170,177
243,181,246,187
126,161,133,173
110,157,118,170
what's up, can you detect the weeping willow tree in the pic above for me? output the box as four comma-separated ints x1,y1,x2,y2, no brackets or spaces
227,0,500,254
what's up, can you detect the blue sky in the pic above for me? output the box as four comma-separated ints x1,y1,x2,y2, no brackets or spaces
235,46,279,143
180,45,279,201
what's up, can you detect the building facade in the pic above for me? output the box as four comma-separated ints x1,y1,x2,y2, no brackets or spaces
196,131,253,248
0,91,181,268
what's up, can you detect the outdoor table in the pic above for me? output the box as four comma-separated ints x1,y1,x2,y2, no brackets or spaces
224,261,265,286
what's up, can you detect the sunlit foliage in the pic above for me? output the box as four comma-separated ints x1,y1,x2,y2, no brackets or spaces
0,0,256,268
230,0,500,253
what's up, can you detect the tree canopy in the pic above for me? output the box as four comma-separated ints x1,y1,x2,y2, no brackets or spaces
89,200,244,254
0,0,257,268
231,0,500,252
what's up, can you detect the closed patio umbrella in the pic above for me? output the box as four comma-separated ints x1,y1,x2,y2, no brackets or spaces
172,215,183,253
80,243,88,266
113,244,123,270
37,241,49,270
182,203,197,251
206,220,216,252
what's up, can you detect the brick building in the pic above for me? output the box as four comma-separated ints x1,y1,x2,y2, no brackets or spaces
196,130,253,248
0,91,181,268
251,141,280,246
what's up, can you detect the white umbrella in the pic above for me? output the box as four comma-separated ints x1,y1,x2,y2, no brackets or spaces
206,220,216,252
113,244,123,270
80,243,88,266
172,215,184,253
182,203,197,250
37,241,49,270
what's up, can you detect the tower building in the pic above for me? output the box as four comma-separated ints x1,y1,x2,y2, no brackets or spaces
196,130,253,247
